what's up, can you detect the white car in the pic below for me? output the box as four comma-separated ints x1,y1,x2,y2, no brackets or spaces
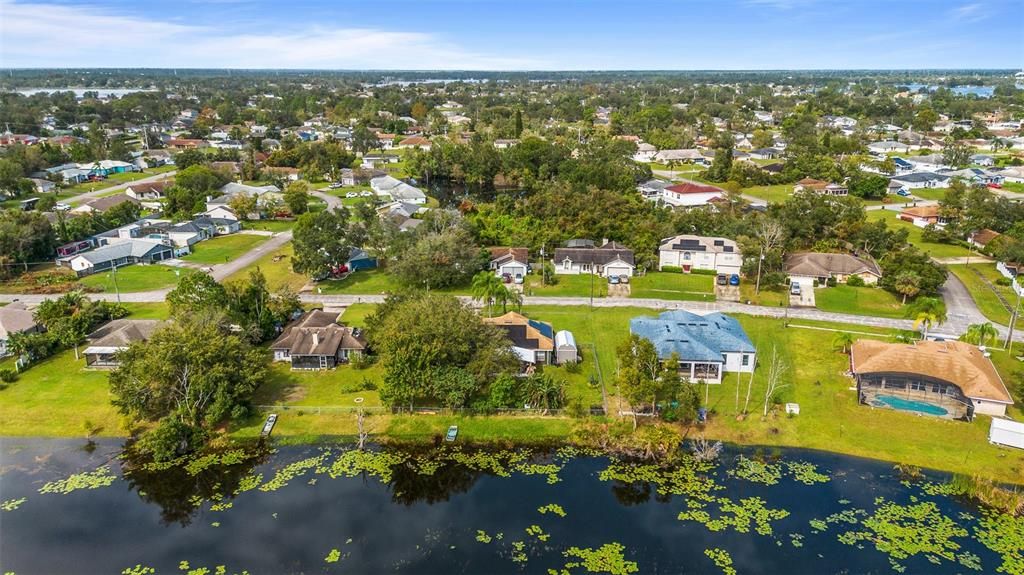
360,191,373,197
345,192,358,198
55,202,71,211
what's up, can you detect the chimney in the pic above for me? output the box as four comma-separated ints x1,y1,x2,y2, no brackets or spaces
312,332,319,346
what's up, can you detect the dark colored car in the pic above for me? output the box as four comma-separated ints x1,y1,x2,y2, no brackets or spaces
716,274,728,286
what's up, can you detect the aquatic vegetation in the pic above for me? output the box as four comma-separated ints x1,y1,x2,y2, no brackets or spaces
325,549,341,563
327,450,408,482
785,461,830,485
210,521,221,527
538,503,567,517
475,530,493,543
549,543,638,575
525,524,550,541
728,455,782,485
510,541,528,563
1,497,26,511
209,501,233,512
259,453,329,492
678,496,790,535
703,548,736,575
790,533,805,548
176,562,250,575
974,509,1024,575
121,565,155,575
38,466,116,494
598,459,719,501
233,474,262,495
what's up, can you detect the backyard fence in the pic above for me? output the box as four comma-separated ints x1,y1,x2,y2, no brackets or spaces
253,405,576,416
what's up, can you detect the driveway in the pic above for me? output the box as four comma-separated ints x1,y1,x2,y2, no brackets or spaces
209,230,292,281
310,190,343,211
939,270,997,335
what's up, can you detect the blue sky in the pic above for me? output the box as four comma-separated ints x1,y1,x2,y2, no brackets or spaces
1,0,1022,69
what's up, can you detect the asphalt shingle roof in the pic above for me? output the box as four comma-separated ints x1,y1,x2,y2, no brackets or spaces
630,310,754,363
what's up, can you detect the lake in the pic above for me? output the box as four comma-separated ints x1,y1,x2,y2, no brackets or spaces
903,83,996,98
0,438,1019,575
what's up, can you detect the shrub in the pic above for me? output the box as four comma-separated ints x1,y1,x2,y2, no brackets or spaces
566,397,588,419
995,277,1012,287
349,352,376,370
826,277,838,287
0,368,17,383
691,268,718,276
564,359,582,374
339,377,377,393
660,265,682,273
846,275,865,287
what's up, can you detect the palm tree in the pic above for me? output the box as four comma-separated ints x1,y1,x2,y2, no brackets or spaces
832,332,855,354
962,322,999,347
907,296,947,340
893,272,921,304
471,271,505,317
499,286,523,313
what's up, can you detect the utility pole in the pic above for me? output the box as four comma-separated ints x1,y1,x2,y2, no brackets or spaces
111,262,121,304
755,248,764,294
590,268,594,308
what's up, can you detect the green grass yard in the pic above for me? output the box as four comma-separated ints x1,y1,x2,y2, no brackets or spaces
243,220,296,233
181,234,269,265
742,184,793,204
814,284,909,319
630,271,715,301
78,264,193,293
224,242,308,292
866,209,974,258
525,273,609,298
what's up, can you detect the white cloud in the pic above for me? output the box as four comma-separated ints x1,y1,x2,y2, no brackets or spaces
949,2,988,22
0,0,541,69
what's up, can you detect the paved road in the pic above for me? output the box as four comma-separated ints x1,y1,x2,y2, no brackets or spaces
65,170,177,206
209,230,292,281
310,189,343,210
940,269,1004,335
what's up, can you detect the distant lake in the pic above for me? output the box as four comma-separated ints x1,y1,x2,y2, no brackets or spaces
9,88,155,98
0,438,1016,575
904,83,995,98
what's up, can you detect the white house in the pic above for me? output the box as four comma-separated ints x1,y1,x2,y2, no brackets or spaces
868,141,912,154
553,241,635,277
633,142,657,162
370,175,427,205
489,247,530,280
658,234,743,275
660,182,726,208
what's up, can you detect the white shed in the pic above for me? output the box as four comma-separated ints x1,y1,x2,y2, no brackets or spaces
555,330,579,364
989,418,1024,450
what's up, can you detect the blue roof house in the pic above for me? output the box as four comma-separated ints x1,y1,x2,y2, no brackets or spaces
630,310,756,383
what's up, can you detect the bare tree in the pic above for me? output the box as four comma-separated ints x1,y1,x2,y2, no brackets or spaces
742,347,757,414
762,346,790,417
755,219,785,294
356,409,373,450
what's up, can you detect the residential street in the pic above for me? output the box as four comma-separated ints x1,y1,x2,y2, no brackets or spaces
64,169,177,206
310,189,343,210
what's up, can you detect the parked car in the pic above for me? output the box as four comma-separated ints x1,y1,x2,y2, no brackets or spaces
501,273,512,283
618,274,630,284
514,274,524,285
360,191,373,197
896,189,911,197
729,274,740,286
328,183,342,189
987,183,1003,189
716,274,728,286
345,192,358,198
790,282,802,296
608,276,620,285
55,202,71,211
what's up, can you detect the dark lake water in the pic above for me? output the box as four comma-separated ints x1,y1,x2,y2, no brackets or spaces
0,438,1017,575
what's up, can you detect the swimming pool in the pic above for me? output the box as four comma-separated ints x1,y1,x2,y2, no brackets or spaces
871,394,948,416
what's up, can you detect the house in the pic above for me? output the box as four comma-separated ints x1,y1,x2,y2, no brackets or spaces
81,160,138,177
998,166,1024,184
0,303,41,358
339,168,356,187
192,215,241,236
785,252,881,285
66,239,175,276
166,139,209,150
889,172,949,189
397,136,431,150
125,181,169,201
793,178,848,196
637,179,671,200
658,234,742,274
345,248,377,272
362,153,401,165
376,133,397,149
629,310,756,384
851,339,1014,419
905,154,948,172
653,149,705,164
199,205,241,222
554,330,579,364
70,193,139,215
660,182,726,208
83,319,164,367
940,168,1004,186
29,178,56,194
264,166,300,181
633,142,657,162
899,205,947,228
377,201,425,231
968,229,1002,250
971,154,995,167
868,140,912,154
749,147,782,160
483,312,555,366
370,175,427,204
270,310,366,370
489,247,530,280
553,240,635,277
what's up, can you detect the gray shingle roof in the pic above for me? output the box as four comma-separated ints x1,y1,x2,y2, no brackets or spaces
630,310,754,363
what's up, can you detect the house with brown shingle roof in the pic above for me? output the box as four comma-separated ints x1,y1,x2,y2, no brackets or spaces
83,319,164,367
785,252,881,285
488,247,530,281
851,339,1013,418
899,205,947,228
553,241,635,277
270,310,366,370
70,193,139,215
0,303,41,358
483,311,554,365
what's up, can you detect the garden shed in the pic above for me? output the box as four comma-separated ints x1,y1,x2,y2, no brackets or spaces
555,330,579,364
989,418,1024,450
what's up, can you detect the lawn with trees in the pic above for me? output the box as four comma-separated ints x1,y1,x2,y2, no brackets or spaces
181,234,269,265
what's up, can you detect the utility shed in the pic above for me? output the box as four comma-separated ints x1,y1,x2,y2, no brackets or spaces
989,418,1024,450
555,330,579,364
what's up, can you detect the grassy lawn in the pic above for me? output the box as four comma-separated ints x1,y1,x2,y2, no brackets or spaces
739,283,789,307
78,264,194,293
947,264,1015,325
742,184,792,204
866,209,974,258
908,187,949,202
525,273,609,298
630,271,715,301
814,284,909,319
243,220,296,233
225,242,308,292
181,234,269,265
62,167,175,197
318,269,403,294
